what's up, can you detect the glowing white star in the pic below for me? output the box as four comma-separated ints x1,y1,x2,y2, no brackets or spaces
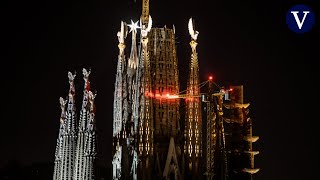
128,20,140,33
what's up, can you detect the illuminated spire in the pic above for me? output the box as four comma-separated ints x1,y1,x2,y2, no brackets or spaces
128,20,139,69
185,17,202,179
53,97,67,180
188,18,199,41
53,71,77,180
112,20,129,180
140,15,152,37
73,68,97,180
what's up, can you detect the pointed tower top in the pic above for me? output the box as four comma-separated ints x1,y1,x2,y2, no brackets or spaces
140,15,152,37
83,68,91,91
67,71,76,95
59,97,67,111
117,21,128,44
128,20,139,69
188,17,199,41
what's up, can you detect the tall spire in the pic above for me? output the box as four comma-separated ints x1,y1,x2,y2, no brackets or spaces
113,21,128,137
53,71,77,180
112,21,128,180
53,97,67,180
73,68,97,180
184,17,202,179
66,72,77,134
128,20,139,70
130,10,154,179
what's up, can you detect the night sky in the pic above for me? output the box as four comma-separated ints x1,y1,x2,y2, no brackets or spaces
1,0,319,179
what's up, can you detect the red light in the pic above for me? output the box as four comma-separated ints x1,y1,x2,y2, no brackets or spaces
209,76,213,80
229,88,233,91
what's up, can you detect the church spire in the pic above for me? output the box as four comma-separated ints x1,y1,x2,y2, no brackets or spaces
128,20,139,70
53,71,77,180
53,97,67,180
73,68,97,180
184,17,202,179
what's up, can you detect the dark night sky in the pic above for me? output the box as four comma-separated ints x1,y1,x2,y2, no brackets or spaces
1,0,319,179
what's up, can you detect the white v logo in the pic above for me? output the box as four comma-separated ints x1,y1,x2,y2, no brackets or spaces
290,11,310,29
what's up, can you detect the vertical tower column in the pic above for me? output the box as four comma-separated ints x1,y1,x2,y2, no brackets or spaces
203,80,228,180
147,27,180,179
112,21,128,180
60,72,77,180
53,97,67,180
132,17,154,180
214,93,228,180
73,68,97,180
184,17,202,179
203,79,216,180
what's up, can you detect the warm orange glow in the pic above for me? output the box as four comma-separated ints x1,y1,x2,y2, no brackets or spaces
145,92,154,97
187,98,194,101
145,92,183,100
229,88,233,91
145,92,180,100
167,95,179,99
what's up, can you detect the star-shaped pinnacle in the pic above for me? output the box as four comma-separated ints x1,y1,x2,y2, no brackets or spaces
128,20,140,33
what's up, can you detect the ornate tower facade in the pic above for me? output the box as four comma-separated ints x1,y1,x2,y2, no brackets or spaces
53,68,97,180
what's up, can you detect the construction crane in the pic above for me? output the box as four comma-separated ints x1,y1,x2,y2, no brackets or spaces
161,77,232,100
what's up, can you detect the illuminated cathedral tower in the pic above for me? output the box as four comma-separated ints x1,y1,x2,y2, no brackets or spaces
53,72,77,180
112,0,182,179
73,69,97,180
111,1,259,180
53,68,97,180
183,18,202,179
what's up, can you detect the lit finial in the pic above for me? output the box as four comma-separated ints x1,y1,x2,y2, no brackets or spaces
83,68,91,90
67,71,76,94
140,15,152,37
128,20,140,33
188,17,199,41
117,21,128,44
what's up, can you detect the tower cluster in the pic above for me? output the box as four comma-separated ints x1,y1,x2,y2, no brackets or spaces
111,1,259,180
53,68,97,180
52,1,259,179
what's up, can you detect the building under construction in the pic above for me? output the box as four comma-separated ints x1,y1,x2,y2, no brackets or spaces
112,0,259,180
